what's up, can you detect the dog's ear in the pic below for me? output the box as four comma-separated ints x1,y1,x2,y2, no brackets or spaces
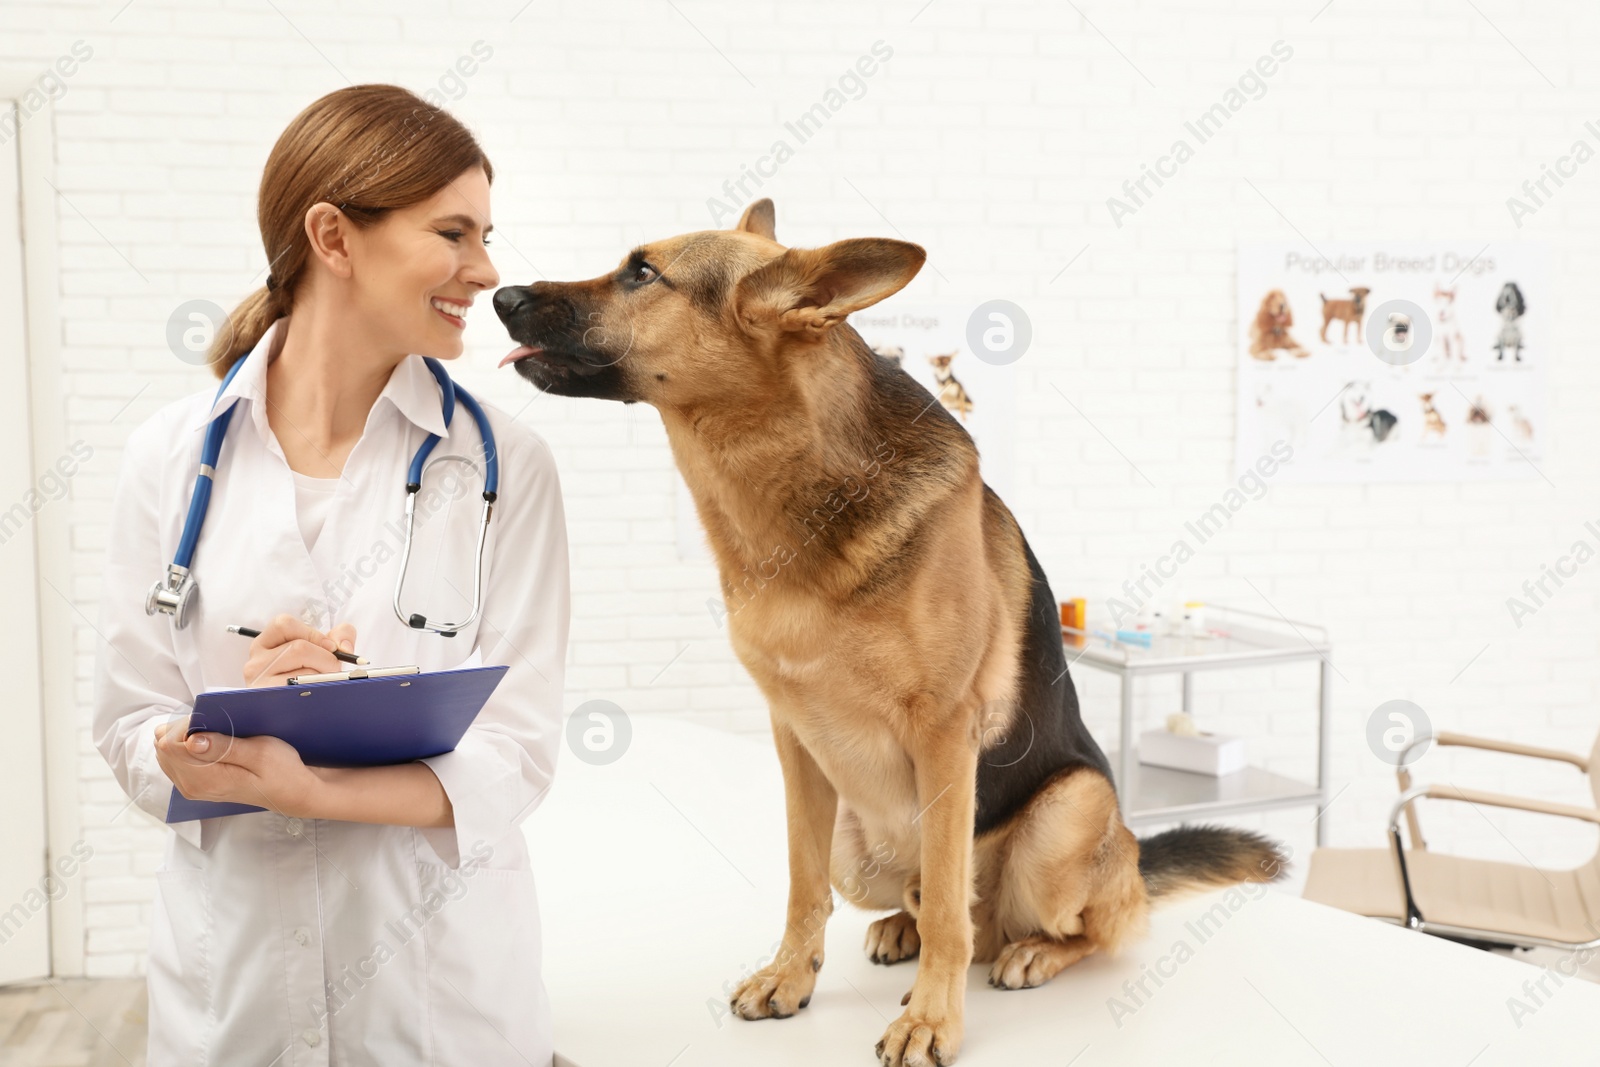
733,238,925,337
734,198,777,241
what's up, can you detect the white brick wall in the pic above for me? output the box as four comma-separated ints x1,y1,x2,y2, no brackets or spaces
5,0,1598,975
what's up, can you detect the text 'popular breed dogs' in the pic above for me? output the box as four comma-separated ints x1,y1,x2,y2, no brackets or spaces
494,200,1288,1066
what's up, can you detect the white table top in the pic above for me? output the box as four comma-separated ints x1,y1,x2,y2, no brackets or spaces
526,716,1600,1067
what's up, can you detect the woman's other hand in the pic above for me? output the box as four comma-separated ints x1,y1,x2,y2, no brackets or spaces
154,715,322,817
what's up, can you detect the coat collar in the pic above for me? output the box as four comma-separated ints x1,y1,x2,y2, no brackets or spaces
189,317,451,438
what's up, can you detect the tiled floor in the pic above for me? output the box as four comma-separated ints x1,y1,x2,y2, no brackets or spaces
0,978,146,1067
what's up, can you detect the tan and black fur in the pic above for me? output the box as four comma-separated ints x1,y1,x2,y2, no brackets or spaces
493,199,1288,1066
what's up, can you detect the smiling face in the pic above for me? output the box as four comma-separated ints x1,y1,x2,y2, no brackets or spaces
341,165,499,361
493,199,925,412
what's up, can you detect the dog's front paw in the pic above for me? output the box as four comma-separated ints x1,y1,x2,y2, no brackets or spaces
988,937,1062,990
730,953,821,1020
874,1007,962,1066
865,910,920,965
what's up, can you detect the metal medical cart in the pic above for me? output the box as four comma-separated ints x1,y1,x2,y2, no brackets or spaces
1062,604,1334,846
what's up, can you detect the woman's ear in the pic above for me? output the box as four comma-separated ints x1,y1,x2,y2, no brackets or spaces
732,238,926,337
305,202,354,281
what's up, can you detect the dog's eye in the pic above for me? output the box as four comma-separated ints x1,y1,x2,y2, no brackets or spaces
630,262,659,286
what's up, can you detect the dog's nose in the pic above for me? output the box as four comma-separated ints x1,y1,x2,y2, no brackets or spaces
493,285,535,324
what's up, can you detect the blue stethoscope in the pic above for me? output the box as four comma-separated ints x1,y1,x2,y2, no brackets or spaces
146,353,499,636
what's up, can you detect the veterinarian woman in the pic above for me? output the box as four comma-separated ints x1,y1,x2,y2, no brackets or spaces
92,84,569,1065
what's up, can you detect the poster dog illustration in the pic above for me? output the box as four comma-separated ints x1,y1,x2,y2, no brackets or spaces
1465,395,1492,458
1320,286,1371,344
1508,404,1535,443
1339,381,1399,450
928,351,975,422
1254,380,1307,451
1434,285,1466,365
1249,289,1309,359
1494,282,1527,361
1382,312,1412,354
1419,393,1448,442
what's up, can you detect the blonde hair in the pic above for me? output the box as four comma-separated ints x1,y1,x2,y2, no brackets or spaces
208,83,495,379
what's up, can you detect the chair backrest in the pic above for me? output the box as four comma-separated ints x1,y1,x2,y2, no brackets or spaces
1589,731,1600,809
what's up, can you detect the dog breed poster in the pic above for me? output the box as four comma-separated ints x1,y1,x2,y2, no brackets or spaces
1235,241,1547,483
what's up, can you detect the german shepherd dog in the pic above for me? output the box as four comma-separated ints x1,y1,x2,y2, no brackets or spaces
493,200,1288,1065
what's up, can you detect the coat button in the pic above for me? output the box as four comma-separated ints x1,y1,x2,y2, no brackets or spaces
286,817,304,836
294,927,310,946
302,1028,321,1047
300,599,323,626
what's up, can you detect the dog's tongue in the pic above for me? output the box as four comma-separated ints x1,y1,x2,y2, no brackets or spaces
499,345,541,368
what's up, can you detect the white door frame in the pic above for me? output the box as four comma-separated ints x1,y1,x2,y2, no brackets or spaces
2,73,85,978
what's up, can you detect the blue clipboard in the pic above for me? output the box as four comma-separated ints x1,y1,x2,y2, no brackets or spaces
164,664,509,822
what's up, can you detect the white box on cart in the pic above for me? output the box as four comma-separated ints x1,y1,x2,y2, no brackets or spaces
1139,728,1247,777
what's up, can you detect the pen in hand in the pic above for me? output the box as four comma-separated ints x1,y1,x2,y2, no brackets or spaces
227,624,370,665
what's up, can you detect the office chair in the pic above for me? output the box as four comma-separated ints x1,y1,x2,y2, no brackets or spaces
1303,729,1600,951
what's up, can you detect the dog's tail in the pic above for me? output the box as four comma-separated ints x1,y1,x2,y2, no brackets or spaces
1319,292,1329,304
1137,824,1290,901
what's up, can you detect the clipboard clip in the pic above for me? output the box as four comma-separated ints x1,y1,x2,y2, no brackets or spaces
287,664,422,686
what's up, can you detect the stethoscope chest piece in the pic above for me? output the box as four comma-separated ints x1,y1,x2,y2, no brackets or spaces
147,563,198,630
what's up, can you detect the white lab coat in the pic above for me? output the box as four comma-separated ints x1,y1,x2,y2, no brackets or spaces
92,317,570,1066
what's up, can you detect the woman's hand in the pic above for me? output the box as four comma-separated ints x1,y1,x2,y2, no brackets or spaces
154,715,322,818
152,717,451,827
156,612,359,813
243,613,359,687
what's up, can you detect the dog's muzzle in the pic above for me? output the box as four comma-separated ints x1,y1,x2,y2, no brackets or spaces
493,283,577,357
491,283,636,402
493,284,545,333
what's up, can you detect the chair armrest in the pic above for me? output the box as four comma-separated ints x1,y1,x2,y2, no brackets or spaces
1394,732,1590,851
1384,784,1600,927
1433,731,1590,771
1399,784,1600,825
